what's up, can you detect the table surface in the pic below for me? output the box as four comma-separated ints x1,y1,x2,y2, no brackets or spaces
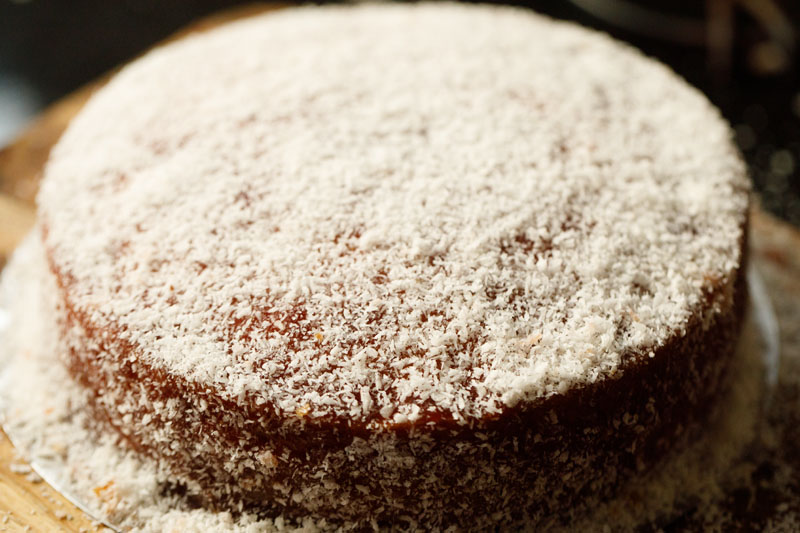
1,5,800,532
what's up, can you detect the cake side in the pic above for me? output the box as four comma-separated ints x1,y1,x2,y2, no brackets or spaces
44,228,748,528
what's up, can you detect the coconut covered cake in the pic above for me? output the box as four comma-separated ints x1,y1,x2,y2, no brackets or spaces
29,2,749,530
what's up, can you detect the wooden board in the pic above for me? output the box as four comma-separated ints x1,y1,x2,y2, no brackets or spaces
1,3,800,532
0,433,100,533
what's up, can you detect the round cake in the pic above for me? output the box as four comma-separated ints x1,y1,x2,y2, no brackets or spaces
35,3,749,529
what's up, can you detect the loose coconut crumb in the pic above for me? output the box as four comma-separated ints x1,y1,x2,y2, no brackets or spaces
36,2,749,423
9,462,31,475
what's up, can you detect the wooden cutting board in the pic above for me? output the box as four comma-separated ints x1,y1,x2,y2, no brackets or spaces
1,4,800,532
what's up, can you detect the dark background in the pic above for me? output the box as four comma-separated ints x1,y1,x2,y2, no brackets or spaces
1,0,798,227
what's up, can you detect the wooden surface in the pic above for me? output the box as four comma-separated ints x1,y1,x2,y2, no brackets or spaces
1,4,800,532
0,433,100,533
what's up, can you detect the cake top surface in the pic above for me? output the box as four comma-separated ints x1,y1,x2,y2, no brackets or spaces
38,3,748,425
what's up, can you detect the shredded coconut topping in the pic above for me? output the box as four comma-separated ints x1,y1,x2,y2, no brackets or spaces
37,3,749,423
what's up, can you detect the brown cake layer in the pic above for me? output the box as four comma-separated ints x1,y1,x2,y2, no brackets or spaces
46,228,748,529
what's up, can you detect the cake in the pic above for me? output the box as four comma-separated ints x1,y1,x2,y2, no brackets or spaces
33,3,749,529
